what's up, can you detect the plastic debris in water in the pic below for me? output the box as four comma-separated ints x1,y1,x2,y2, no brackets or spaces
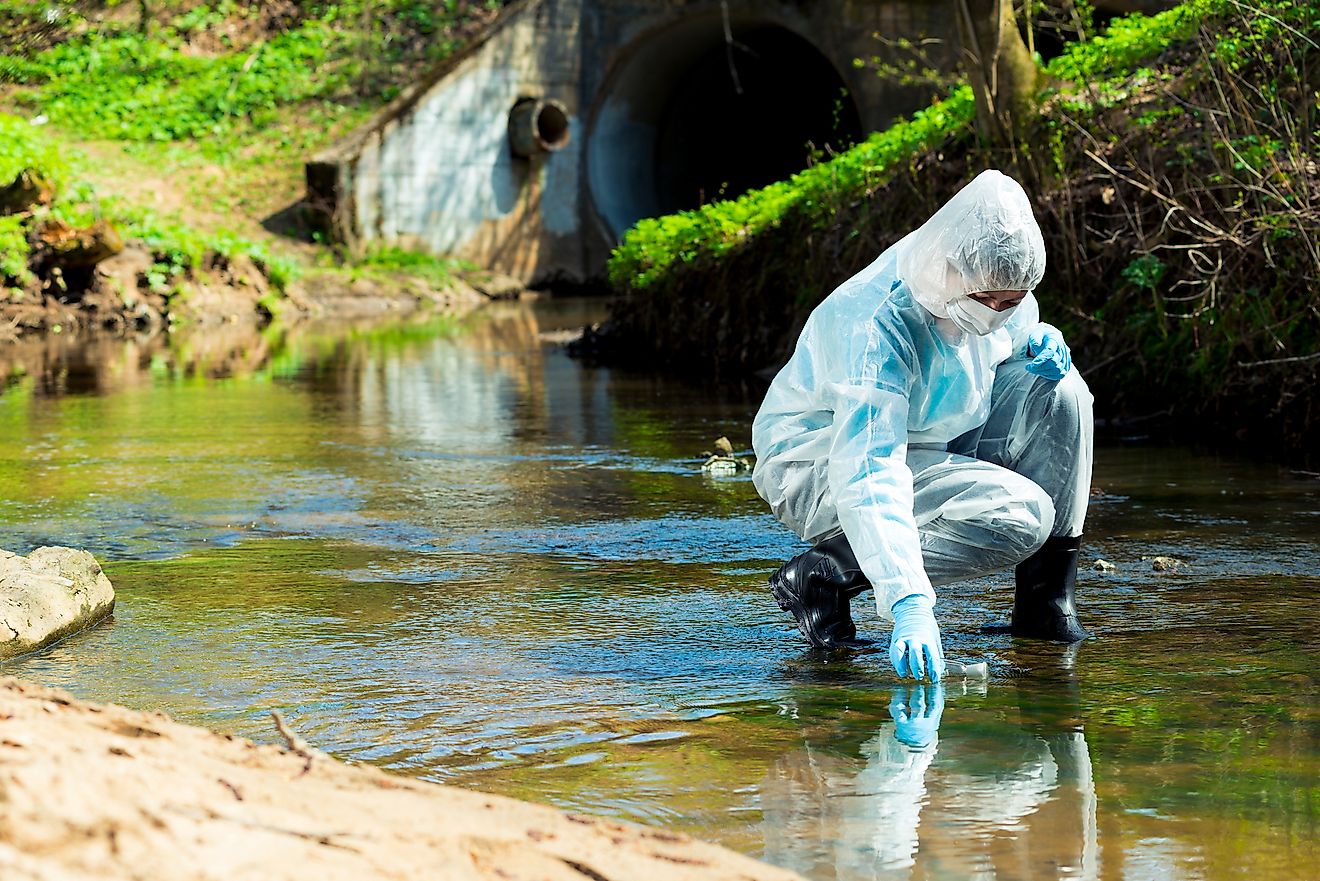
699,436,752,476
702,458,742,476
945,660,989,679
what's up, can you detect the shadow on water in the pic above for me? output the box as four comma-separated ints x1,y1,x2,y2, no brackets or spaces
0,299,1316,880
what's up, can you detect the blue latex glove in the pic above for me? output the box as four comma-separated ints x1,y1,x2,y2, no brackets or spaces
889,595,945,682
889,684,946,749
1026,323,1072,381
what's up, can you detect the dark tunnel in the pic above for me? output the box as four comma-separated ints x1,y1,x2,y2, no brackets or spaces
652,27,862,214
587,18,863,238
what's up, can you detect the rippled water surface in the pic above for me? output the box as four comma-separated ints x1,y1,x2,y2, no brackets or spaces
1,301,1316,880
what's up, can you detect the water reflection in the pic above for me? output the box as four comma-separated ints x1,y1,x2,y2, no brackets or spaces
0,300,1315,881
764,648,1101,881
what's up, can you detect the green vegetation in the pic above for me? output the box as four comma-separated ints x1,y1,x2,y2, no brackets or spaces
349,245,476,289
1,2,505,141
0,111,295,300
606,0,1319,458
608,0,1217,290
610,90,975,291
0,1,509,315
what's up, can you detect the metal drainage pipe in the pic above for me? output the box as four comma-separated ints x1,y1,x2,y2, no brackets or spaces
508,98,571,157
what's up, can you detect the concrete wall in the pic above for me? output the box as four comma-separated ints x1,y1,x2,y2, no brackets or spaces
307,0,961,286
309,0,587,283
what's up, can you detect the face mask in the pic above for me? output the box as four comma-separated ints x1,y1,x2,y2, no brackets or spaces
945,296,1016,336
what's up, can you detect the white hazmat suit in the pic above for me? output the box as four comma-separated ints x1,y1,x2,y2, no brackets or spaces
752,170,1094,666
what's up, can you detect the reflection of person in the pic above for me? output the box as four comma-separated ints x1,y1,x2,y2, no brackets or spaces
761,672,1098,881
751,170,1094,680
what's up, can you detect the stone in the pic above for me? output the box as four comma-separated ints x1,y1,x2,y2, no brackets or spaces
1150,555,1187,573
468,271,525,301
0,547,116,660
1093,559,1117,572
94,245,155,305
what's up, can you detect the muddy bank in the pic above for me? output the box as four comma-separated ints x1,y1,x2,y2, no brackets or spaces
0,243,527,339
0,679,803,881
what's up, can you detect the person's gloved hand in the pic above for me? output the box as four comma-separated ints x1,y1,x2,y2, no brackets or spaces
1026,323,1072,381
889,595,945,682
889,684,946,749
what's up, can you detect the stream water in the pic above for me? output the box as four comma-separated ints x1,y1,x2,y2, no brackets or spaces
1,300,1316,880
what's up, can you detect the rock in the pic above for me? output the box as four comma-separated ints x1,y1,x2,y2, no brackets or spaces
430,276,488,309
468,271,525,300
1150,555,1186,573
0,679,805,881
94,245,155,305
713,436,734,456
1093,559,1117,572
0,547,116,660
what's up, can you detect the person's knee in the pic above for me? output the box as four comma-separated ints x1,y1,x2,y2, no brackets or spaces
1051,369,1094,426
999,476,1055,558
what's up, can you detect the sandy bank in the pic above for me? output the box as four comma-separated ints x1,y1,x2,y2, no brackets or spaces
0,679,803,881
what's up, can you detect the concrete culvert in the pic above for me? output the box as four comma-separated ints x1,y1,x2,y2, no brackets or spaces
509,98,572,157
589,17,863,238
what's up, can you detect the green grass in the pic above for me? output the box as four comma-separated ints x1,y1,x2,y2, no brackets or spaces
0,2,515,297
349,245,476,288
0,111,297,293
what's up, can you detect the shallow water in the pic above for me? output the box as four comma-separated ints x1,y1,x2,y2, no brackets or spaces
1,301,1316,880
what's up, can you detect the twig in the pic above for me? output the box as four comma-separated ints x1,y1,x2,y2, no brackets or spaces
1224,0,1319,50
1083,345,1138,374
271,710,322,775
719,2,742,95
1236,352,1320,368
1082,149,1244,246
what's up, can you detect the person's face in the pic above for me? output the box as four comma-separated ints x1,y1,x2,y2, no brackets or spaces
969,290,1026,312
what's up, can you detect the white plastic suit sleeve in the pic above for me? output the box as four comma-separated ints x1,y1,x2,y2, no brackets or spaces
824,364,934,618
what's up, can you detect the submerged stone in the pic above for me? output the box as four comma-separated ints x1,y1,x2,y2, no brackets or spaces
0,546,116,660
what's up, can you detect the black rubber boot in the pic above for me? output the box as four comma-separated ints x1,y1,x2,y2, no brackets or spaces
1011,535,1089,642
769,532,871,648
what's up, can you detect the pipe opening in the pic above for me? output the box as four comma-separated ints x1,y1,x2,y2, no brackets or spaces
509,98,572,157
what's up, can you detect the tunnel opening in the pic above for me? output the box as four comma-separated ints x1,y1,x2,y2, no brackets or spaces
653,27,862,214
588,18,863,239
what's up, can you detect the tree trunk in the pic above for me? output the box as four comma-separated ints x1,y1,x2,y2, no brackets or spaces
955,0,1042,148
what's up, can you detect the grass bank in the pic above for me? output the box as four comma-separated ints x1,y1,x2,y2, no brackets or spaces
0,2,508,331
605,0,1318,460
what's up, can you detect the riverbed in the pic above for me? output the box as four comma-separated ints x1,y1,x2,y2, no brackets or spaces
1,300,1316,880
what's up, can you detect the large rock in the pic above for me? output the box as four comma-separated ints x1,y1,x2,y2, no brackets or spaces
0,547,116,660
0,679,805,881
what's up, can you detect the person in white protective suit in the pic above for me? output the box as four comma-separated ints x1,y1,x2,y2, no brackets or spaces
751,169,1094,681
